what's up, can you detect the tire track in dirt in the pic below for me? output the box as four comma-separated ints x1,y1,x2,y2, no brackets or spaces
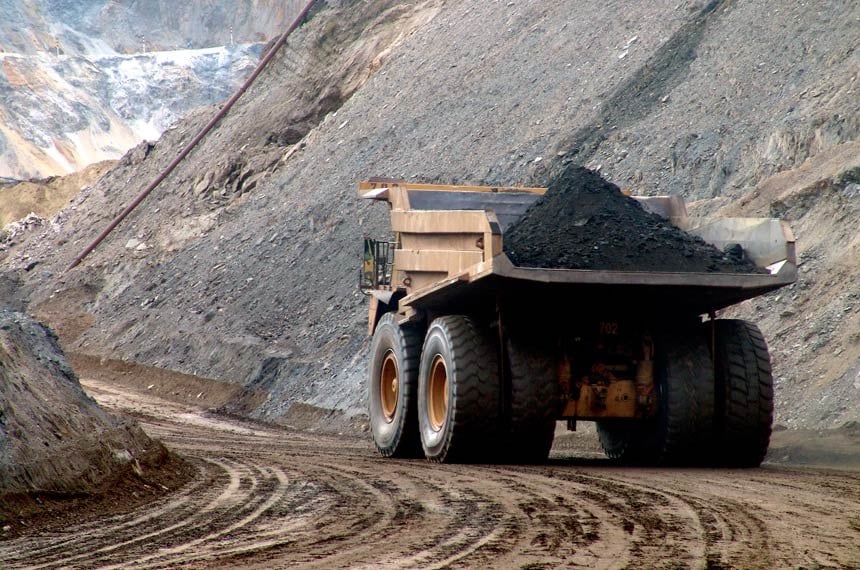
2,377,858,569
10,456,308,569
564,471,768,568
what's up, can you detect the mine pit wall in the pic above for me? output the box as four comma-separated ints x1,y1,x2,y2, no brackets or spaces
7,0,859,432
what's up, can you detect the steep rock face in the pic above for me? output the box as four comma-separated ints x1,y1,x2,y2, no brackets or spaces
0,0,303,179
4,0,859,430
0,0,293,56
0,45,264,179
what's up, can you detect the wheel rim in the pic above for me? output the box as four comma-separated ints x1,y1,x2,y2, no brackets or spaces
379,350,399,423
428,354,449,432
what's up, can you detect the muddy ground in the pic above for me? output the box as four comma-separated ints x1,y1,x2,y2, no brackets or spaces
1,360,858,570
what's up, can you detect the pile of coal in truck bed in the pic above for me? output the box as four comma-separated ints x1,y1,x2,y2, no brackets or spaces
503,166,761,273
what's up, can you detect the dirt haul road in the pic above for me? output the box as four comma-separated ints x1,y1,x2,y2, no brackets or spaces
2,376,859,570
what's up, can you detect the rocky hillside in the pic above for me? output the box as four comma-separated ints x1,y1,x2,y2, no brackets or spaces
0,0,304,179
2,0,858,430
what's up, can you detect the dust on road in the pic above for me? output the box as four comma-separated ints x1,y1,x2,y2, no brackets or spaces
2,374,858,570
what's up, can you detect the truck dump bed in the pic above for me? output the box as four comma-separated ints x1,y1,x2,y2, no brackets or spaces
360,181,796,318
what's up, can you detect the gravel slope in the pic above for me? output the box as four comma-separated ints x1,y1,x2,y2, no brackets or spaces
2,0,858,429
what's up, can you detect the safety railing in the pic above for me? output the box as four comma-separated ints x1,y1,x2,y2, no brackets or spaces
360,238,396,292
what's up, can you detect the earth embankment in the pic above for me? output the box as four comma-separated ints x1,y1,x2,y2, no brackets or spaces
0,311,170,522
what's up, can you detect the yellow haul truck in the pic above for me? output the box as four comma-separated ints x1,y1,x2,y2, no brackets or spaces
359,181,796,466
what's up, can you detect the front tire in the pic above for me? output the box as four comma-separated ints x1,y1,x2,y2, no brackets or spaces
418,316,501,463
369,313,423,458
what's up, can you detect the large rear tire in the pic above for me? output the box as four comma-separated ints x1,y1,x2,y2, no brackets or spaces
597,330,715,465
369,313,423,458
418,316,501,463
501,335,560,463
712,319,774,467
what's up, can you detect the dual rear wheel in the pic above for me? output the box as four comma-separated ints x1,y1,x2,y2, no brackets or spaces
596,319,774,467
596,331,715,465
369,314,559,463
370,314,773,467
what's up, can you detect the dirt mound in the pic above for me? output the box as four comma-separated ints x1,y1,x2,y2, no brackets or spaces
0,160,115,227
504,166,760,272
0,311,165,501
766,422,860,469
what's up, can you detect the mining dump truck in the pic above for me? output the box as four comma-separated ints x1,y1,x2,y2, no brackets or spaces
359,180,796,466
